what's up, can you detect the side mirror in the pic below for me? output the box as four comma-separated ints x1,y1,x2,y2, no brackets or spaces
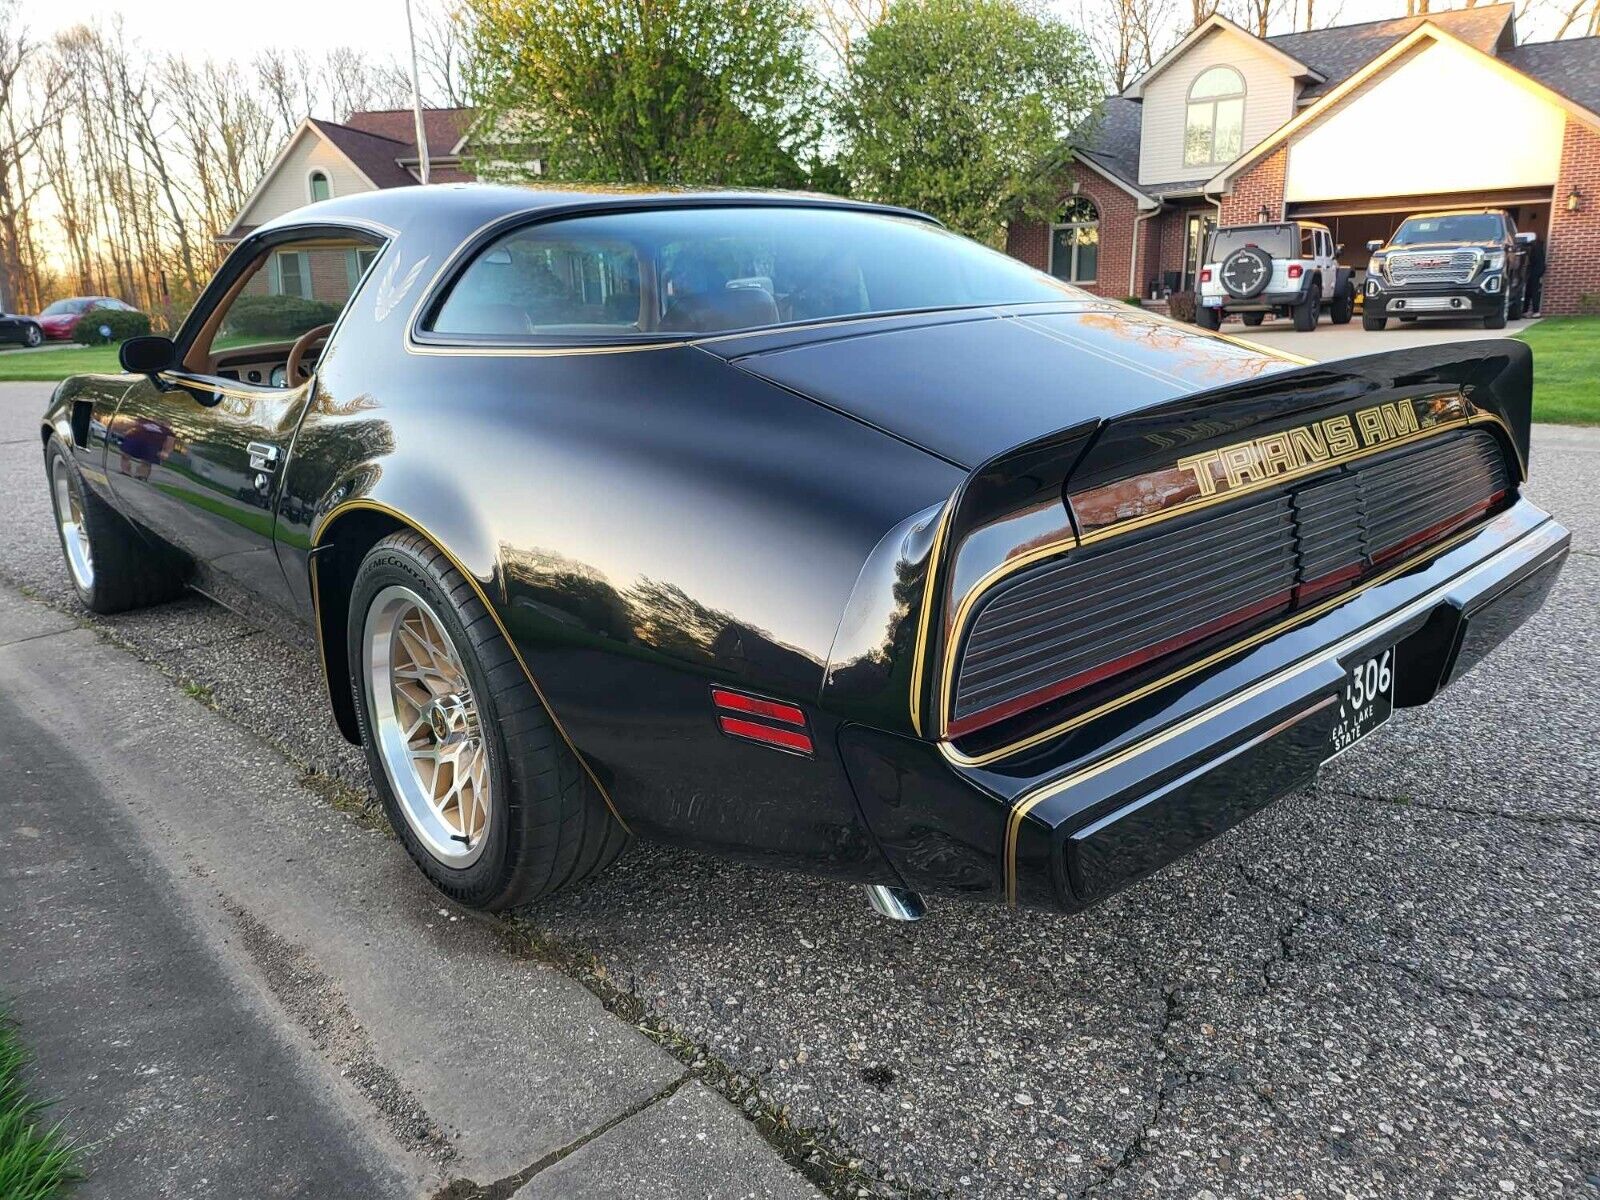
1516,231,1537,244
1365,239,1383,252
1335,243,1345,255
119,335,175,381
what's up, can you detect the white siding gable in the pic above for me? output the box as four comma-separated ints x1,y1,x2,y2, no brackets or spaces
236,128,376,229
1284,39,1565,201
1138,27,1298,186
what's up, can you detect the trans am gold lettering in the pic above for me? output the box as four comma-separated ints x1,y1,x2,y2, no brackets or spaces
1163,399,1445,519
1322,414,1358,456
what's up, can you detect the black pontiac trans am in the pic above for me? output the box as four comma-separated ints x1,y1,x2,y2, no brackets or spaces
40,186,1570,918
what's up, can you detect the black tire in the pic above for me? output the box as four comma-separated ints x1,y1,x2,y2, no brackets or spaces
1508,290,1525,322
1293,285,1321,332
1194,305,1221,331
1363,313,1388,331
348,530,629,911
1240,312,1264,327
1219,246,1273,299
23,323,42,348
1330,283,1354,325
45,439,184,614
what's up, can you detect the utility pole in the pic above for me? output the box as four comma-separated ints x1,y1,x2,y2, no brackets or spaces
405,0,431,184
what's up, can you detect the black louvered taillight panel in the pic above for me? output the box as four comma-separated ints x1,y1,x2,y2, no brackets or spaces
950,429,1511,738
1358,431,1509,558
953,495,1297,728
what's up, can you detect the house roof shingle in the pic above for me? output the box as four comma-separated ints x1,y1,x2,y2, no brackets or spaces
308,119,422,188
1267,4,1515,98
1502,36,1600,115
343,107,475,155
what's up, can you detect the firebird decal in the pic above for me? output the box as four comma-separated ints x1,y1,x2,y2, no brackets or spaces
374,254,429,322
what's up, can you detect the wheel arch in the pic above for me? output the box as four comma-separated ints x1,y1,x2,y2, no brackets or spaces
309,504,412,744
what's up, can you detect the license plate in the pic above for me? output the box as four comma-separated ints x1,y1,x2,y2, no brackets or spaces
1203,296,1224,307
1327,647,1395,758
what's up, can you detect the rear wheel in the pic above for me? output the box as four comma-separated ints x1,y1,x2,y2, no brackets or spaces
349,531,629,911
1240,312,1264,327
23,323,41,348
46,440,184,614
1194,305,1221,331
1293,284,1321,332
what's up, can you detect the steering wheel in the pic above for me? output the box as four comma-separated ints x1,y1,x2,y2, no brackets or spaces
286,323,335,385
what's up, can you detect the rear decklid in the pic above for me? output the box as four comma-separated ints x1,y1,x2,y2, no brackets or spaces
707,302,1298,467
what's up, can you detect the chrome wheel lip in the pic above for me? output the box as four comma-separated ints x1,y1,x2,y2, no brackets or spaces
52,458,94,592
363,585,492,867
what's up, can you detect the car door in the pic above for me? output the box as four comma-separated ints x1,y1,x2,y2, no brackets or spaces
107,228,383,618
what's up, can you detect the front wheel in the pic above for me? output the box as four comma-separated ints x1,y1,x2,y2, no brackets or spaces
1293,286,1321,332
24,323,42,348
349,531,629,910
45,440,184,613
1362,312,1388,331
1240,312,1264,327
1329,284,1355,325
1194,305,1221,331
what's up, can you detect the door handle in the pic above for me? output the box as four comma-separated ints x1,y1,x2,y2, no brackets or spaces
248,442,281,472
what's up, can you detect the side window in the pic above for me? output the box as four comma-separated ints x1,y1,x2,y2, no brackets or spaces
1300,227,1315,259
430,226,643,336
180,234,383,382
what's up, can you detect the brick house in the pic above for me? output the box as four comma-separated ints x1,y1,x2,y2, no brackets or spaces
221,108,480,304
1007,5,1600,315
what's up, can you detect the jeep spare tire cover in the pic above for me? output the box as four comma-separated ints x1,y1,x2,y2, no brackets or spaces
1219,245,1273,299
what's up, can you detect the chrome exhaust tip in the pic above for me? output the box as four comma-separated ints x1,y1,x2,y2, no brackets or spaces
864,884,927,922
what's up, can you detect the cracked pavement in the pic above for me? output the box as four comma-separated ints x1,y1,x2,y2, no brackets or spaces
2,381,1597,1198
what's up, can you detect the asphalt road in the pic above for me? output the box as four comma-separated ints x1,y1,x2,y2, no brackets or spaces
2,380,1597,1199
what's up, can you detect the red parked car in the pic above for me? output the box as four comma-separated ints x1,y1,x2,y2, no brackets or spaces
36,296,140,341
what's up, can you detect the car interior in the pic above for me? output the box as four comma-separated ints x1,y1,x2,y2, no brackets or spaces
181,235,381,388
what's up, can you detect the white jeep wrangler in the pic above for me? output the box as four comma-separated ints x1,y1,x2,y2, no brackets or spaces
1194,221,1356,333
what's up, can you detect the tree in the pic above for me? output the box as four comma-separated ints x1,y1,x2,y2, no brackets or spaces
834,0,1101,244
463,0,822,187
1084,0,1174,91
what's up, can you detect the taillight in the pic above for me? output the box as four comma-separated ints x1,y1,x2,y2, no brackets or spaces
1287,264,1303,279
1200,268,1212,283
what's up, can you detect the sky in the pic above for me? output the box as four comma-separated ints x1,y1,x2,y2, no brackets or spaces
27,0,421,65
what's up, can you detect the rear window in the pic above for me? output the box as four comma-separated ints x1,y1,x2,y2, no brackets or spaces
1208,226,1294,261
425,206,1080,340
1390,214,1504,245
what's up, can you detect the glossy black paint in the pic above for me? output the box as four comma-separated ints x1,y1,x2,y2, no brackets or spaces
38,184,1570,910
0,310,43,347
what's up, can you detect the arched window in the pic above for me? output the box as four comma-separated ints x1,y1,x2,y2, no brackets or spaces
1185,66,1245,168
308,170,332,203
1049,195,1099,285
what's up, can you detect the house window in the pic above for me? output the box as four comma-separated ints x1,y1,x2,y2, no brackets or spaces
308,170,332,203
269,250,311,299
1185,66,1245,168
346,247,378,289
1049,196,1099,285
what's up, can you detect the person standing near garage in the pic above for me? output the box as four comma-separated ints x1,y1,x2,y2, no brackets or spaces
1525,233,1546,318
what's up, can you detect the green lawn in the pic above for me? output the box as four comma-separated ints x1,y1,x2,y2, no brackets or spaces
1515,316,1600,427
0,1013,77,1200
0,335,264,383
0,343,123,382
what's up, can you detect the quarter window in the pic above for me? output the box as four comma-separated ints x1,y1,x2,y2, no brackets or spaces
309,170,332,203
1049,196,1099,285
1185,66,1245,168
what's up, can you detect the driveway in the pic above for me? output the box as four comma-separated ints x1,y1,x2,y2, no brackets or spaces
1240,313,1540,360
1,380,1596,1199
